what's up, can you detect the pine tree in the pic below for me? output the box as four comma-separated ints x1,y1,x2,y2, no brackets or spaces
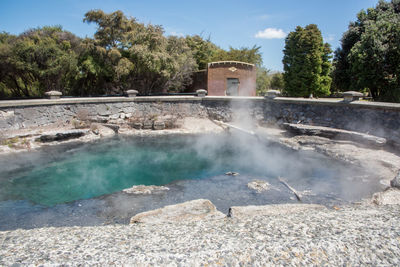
282,24,332,97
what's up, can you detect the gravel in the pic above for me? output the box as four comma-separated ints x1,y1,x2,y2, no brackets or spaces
1,203,400,266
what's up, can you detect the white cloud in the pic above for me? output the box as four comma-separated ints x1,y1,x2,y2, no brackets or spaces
255,28,286,39
169,31,184,37
324,34,335,42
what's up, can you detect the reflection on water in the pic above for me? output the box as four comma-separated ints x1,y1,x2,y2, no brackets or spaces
0,133,382,230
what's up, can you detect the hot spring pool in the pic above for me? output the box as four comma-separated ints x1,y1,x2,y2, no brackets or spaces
0,133,382,230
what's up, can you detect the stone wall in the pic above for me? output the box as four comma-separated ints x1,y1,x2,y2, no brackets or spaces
1,96,399,145
264,98,400,145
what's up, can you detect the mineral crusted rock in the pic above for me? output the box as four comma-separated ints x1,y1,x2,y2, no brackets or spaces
390,171,400,189
35,130,86,142
283,123,387,147
103,124,119,133
228,204,326,220
122,185,169,195
225,171,239,176
372,188,400,205
153,120,166,130
143,120,153,129
247,179,270,193
93,124,115,137
132,122,142,129
130,199,225,224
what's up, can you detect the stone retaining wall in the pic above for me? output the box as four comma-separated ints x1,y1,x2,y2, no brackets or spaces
1,96,399,145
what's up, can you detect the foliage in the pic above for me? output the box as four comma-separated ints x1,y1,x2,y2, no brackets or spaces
83,10,196,95
256,67,271,96
211,45,263,67
185,35,219,70
332,0,400,102
0,9,265,98
270,72,284,90
282,24,332,97
0,27,80,98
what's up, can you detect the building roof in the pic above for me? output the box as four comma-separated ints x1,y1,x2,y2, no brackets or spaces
208,61,255,67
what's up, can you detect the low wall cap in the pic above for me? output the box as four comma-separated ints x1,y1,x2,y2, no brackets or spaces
45,91,62,96
342,91,363,96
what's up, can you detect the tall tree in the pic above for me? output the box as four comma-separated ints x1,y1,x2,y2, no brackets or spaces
0,27,80,98
83,10,196,95
282,24,332,97
332,0,400,102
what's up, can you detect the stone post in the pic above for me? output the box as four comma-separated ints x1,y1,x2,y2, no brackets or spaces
343,91,363,102
264,90,281,99
126,90,139,97
196,89,207,97
44,91,62,99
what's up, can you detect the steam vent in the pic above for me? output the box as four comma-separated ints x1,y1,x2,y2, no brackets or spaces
188,61,256,96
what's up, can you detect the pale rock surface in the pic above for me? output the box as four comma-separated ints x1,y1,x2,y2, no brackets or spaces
390,171,400,188
228,204,326,220
122,185,169,195
130,199,225,224
93,124,115,137
180,117,224,133
372,188,400,205
247,179,270,193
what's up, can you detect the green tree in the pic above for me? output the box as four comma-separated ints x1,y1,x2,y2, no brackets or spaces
270,72,284,90
282,24,332,97
83,10,196,95
211,45,263,67
256,67,271,96
185,35,219,70
0,27,80,98
332,0,400,102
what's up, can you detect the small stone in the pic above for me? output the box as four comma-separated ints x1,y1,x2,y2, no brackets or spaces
132,122,142,129
109,114,120,120
123,185,169,195
247,179,270,193
225,171,239,176
143,120,153,129
372,188,400,205
153,120,165,130
390,171,400,188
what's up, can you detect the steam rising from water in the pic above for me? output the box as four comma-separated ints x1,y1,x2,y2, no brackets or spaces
0,98,384,230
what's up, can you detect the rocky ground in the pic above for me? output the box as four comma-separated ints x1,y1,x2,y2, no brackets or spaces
1,202,399,266
1,117,400,265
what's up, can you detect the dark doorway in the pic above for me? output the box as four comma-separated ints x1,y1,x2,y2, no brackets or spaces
226,78,239,96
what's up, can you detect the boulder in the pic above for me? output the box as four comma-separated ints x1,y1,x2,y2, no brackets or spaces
390,171,400,188
247,179,270,193
153,120,165,130
123,185,169,195
283,123,386,147
130,199,225,224
228,204,326,220
94,124,115,137
36,130,86,142
132,122,142,129
142,120,153,129
372,188,400,205
103,124,119,133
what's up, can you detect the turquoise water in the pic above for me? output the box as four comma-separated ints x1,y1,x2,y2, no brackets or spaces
0,136,222,206
0,134,381,208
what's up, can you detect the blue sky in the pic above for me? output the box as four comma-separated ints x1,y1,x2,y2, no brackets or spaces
0,0,379,71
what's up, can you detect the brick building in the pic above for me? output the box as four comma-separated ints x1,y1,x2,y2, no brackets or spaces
186,61,257,96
